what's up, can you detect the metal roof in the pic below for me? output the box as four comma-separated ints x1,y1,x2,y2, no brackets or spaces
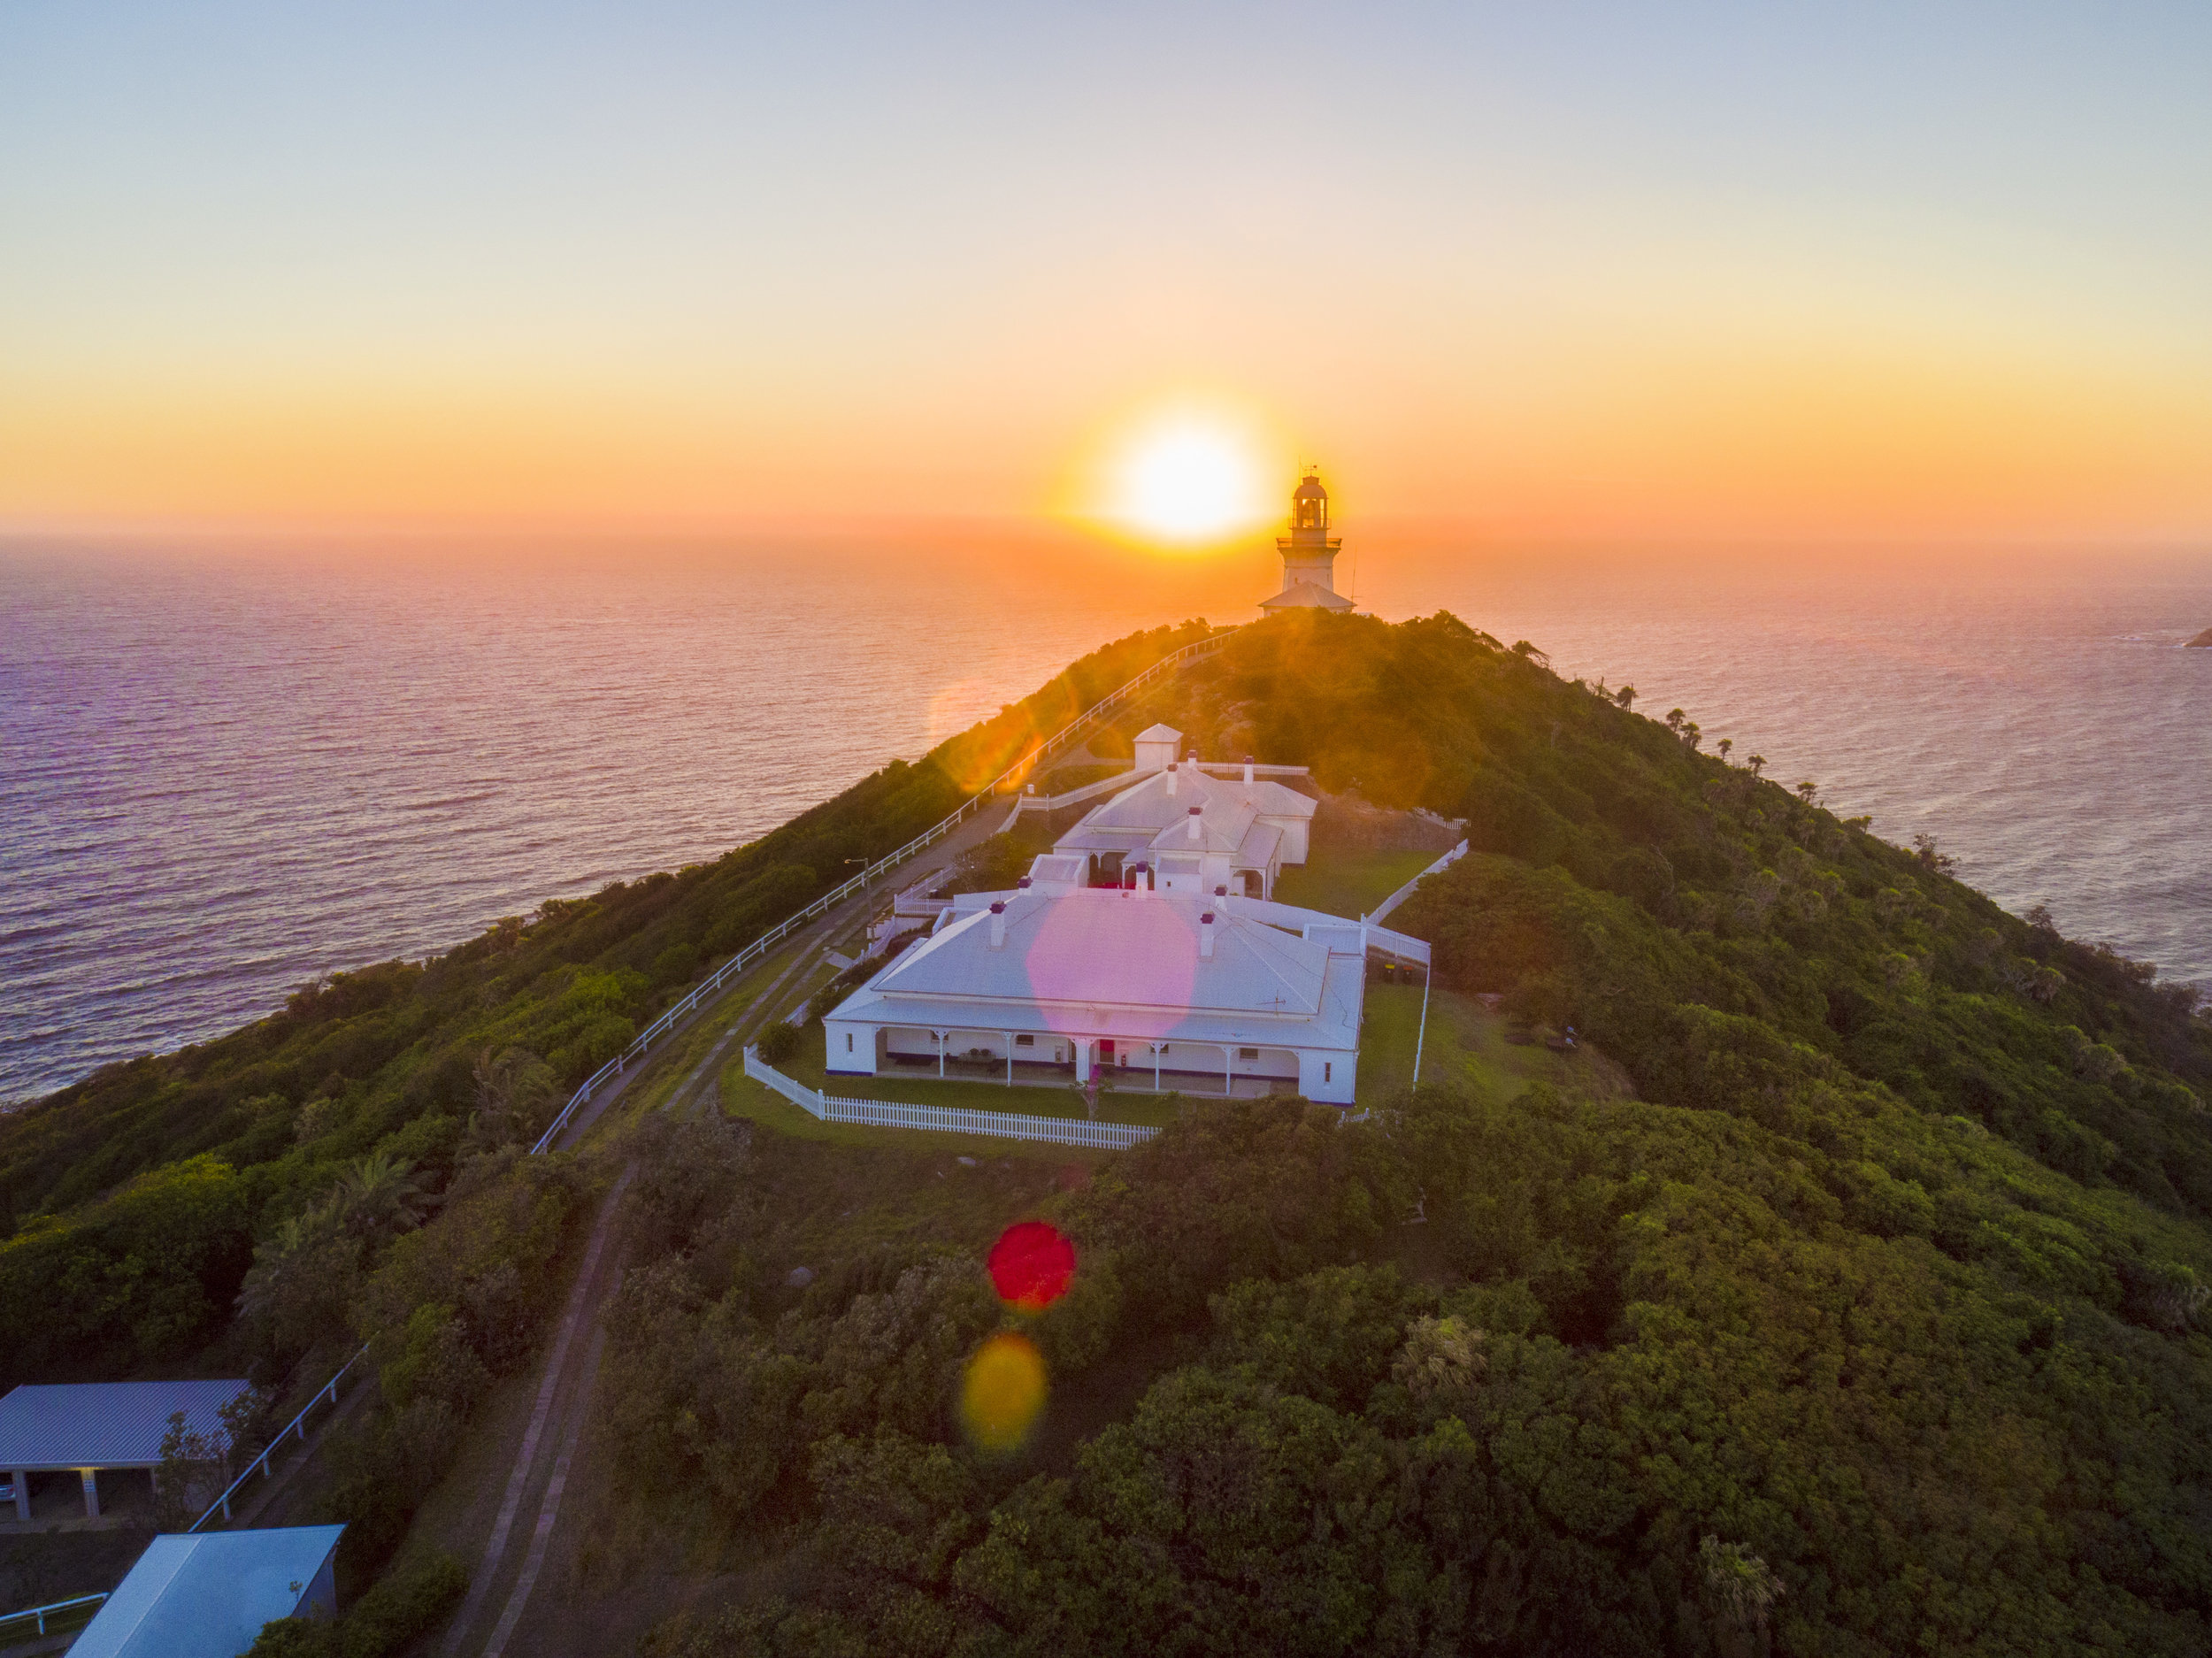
1071,764,1314,835
71,1526,344,1658
0,1381,250,1470
831,890,1364,1053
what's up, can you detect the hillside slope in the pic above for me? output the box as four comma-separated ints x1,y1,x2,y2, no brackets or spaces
6,610,2210,1656
617,611,2212,1657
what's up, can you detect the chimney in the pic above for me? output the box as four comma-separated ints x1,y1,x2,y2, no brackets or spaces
1243,755,1255,784
1165,763,1178,798
1187,805,1203,842
988,902,1007,950
1199,911,1216,959
1017,876,1032,890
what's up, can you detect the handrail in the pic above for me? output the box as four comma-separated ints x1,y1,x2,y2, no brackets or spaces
0,1591,109,1638
187,1344,369,1532
528,625,1240,1154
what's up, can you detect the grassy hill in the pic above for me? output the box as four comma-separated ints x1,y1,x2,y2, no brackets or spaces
617,611,2212,1657
5,608,2210,1655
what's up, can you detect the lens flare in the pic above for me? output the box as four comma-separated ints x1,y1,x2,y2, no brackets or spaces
960,1332,1047,1452
987,1220,1077,1310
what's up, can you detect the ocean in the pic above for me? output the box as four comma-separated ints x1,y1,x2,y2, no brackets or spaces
4,535,2208,1106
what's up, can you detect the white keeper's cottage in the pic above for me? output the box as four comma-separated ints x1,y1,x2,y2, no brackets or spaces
824,747,1396,1105
823,884,1365,1103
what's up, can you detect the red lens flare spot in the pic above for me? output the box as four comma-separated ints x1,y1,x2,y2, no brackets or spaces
987,1220,1076,1311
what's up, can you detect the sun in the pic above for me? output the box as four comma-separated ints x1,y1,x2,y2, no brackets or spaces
1114,420,1265,544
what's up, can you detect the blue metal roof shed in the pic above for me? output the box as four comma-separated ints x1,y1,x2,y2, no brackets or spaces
69,1525,343,1658
0,1380,249,1520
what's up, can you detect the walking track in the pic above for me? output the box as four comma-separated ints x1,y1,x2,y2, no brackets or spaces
435,811,1006,1656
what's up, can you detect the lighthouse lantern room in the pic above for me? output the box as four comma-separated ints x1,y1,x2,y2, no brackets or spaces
1259,469,1355,613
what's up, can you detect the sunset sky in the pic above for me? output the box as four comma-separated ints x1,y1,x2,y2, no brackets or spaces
4,1,2210,545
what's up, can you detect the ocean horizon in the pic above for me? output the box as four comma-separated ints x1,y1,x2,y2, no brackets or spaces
4,535,2207,1107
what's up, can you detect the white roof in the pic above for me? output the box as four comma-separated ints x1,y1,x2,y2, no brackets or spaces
1133,723,1183,742
71,1526,344,1658
0,1381,250,1470
1064,764,1312,841
829,888,1363,1051
1260,580,1355,612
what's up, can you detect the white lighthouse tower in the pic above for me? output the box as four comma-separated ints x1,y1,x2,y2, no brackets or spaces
1258,469,1355,613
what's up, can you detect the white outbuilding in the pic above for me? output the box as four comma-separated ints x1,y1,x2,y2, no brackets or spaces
70,1524,343,1658
824,885,1366,1103
1050,747,1316,900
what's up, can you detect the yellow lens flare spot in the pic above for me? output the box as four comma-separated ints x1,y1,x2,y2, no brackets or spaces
960,1332,1047,1453
1116,421,1265,544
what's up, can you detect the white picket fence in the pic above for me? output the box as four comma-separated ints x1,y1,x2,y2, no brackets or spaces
1364,840,1469,927
528,625,1238,1155
743,1048,1157,1151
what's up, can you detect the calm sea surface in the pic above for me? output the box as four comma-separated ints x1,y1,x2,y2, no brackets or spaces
4,538,2208,1105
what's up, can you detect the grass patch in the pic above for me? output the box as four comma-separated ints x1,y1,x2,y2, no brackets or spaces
724,1044,1183,1132
1358,982,1624,1105
1274,847,1440,918
720,1058,1123,1161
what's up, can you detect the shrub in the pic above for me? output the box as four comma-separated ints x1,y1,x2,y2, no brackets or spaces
756,1021,803,1065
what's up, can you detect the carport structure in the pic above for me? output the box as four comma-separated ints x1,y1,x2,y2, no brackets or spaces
0,1380,250,1521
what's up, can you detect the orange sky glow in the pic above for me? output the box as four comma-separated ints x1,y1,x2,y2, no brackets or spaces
4,5,2208,552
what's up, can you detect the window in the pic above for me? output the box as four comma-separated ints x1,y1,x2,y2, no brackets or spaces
1015,1034,1034,1048
1324,1062,1333,1084
845,1032,854,1054
1239,1047,1259,1061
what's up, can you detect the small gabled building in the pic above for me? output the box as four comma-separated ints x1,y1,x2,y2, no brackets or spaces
1050,742,1316,900
71,1524,343,1658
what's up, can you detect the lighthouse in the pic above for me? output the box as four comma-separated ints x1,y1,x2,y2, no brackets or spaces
1258,469,1355,613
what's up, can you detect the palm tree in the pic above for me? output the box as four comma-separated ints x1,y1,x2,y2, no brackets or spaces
1664,708,1686,733
1795,780,1819,806
1746,754,1767,778
1613,685,1638,711
1717,738,1733,762
334,1151,432,1238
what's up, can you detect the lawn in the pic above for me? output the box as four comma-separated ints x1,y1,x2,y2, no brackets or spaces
1273,847,1440,919
722,1042,1185,1133
1357,982,1631,1107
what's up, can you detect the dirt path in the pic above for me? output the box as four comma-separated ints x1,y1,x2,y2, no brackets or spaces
434,817,1003,1655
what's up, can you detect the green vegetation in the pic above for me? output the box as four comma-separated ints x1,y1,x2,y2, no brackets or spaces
728,1044,1185,1129
1353,982,1601,1107
0,619,1214,1393
9,608,2212,1654
1273,845,1440,919
614,611,2211,1656
245,1549,468,1657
